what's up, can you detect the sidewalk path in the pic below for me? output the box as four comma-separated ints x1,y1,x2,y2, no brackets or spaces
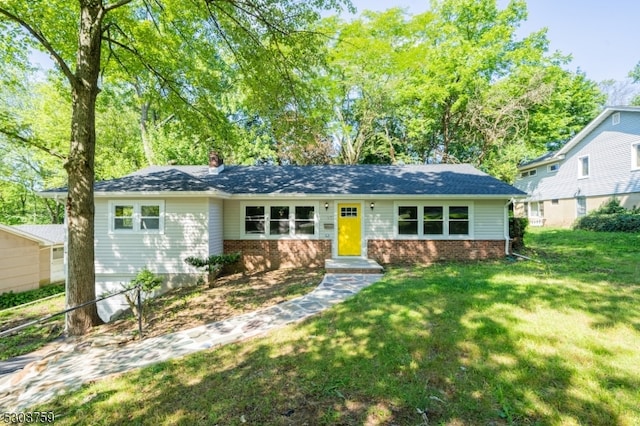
0,273,383,412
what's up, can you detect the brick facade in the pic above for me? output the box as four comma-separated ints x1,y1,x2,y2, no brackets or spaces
224,239,507,272
367,239,506,265
224,239,332,272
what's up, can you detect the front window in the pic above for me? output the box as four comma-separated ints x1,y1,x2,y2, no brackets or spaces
111,201,164,233
114,205,134,230
398,206,418,235
423,206,443,235
633,143,640,170
140,205,160,230
397,203,472,238
245,206,265,234
270,206,290,235
449,206,469,235
578,156,589,178
243,203,317,238
295,206,315,235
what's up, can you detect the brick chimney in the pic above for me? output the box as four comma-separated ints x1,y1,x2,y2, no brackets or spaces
208,151,224,175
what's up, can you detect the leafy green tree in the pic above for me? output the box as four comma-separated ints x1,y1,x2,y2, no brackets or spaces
0,0,351,335
322,0,605,178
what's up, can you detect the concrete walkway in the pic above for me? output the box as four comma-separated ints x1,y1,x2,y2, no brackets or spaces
0,273,383,412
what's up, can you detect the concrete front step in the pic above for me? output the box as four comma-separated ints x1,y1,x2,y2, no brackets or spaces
325,258,384,274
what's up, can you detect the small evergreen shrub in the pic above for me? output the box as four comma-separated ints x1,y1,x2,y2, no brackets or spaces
573,198,640,233
184,252,241,286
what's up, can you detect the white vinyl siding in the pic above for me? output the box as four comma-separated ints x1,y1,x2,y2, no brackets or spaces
95,198,209,275
366,200,394,239
223,200,241,240
515,111,640,205
474,201,506,239
208,198,224,255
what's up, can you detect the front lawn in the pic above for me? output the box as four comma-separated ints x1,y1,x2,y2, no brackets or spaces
35,229,640,425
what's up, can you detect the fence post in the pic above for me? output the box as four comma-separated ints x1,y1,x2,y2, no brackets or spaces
137,284,143,339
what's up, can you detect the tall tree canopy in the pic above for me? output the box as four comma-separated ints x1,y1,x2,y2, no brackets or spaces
0,0,351,334
319,0,604,179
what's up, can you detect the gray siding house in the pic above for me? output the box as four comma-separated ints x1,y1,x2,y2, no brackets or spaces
514,107,640,227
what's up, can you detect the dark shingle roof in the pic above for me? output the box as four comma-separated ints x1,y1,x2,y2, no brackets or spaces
93,168,211,193
83,164,524,197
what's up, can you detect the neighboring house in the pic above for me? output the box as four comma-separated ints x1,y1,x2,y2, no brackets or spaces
42,159,524,320
0,224,65,294
514,106,640,227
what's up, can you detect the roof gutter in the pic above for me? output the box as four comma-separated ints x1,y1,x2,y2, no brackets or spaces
518,154,565,171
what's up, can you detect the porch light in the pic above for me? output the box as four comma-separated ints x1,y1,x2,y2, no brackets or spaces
324,202,329,210
370,201,375,210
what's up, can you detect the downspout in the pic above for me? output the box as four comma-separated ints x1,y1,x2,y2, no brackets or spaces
504,199,513,256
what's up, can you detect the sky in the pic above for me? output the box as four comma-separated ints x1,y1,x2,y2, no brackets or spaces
345,0,640,82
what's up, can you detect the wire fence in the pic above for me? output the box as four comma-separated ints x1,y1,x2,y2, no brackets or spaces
0,285,145,339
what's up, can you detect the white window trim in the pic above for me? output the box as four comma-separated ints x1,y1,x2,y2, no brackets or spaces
109,200,165,234
578,155,590,179
632,142,640,170
393,202,474,240
612,112,620,125
241,201,319,240
520,169,537,178
547,163,559,173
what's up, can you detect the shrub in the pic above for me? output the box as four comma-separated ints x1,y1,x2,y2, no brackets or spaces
593,198,626,215
0,283,65,310
509,217,528,250
184,252,241,286
574,213,640,233
573,198,640,233
119,268,163,321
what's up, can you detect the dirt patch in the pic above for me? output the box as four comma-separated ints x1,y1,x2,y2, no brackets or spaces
76,268,325,344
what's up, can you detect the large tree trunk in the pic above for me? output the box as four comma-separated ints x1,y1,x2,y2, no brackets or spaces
64,1,104,334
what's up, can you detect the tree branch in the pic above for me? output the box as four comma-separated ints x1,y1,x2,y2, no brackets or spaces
0,7,76,85
102,35,215,122
0,122,67,161
104,0,135,13
0,127,67,160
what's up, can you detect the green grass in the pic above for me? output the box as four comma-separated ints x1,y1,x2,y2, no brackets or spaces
35,229,640,425
0,294,66,360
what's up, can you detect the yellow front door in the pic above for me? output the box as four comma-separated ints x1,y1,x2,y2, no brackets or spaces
337,203,361,256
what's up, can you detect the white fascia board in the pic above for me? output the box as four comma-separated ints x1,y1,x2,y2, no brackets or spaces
41,190,232,199
517,155,564,171
230,193,526,200
94,190,232,199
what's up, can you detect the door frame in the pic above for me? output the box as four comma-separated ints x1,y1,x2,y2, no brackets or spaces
334,201,365,258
